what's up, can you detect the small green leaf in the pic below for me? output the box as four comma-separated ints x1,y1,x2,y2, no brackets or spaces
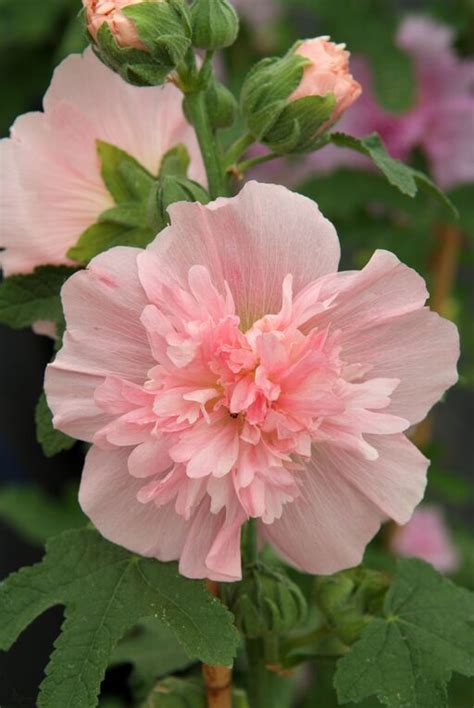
0,483,85,546
35,392,76,458
67,221,155,263
0,265,76,330
330,133,458,217
159,144,191,178
334,559,474,708
0,529,239,708
97,140,156,203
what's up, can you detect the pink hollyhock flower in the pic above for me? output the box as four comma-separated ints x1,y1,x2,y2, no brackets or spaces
83,0,158,49
291,38,362,125
45,182,459,581
0,48,204,277
309,16,474,189
391,506,459,573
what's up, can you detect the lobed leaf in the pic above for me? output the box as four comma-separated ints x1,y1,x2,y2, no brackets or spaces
334,559,474,708
0,529,239,708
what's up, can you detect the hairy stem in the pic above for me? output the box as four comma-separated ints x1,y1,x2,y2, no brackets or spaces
184,92,227,200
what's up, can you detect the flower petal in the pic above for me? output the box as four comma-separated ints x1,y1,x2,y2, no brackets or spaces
79,446,189,560
149,181,340,326
45,247,153,441
262,445,386,574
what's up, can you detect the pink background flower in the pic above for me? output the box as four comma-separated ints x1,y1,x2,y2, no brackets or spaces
309,16,474,189
46,182,459,581
391,505,460,573
0,48,204,277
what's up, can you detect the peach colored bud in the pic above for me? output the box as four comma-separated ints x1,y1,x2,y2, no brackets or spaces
83,0,160,50
291,37,362,123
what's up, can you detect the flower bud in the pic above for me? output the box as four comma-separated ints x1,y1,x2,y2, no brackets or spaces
241,37,361,154
315,568,389,645
225,564,307,638
84,0,192,86
190,0,239,50
291,37,362,123
205,79,238,129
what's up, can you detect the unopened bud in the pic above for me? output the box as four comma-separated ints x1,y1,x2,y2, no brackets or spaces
190,0,239,50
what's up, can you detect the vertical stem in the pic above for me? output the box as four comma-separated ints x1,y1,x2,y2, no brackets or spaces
184,91,227,200
203,580,233,708
245,638,273,708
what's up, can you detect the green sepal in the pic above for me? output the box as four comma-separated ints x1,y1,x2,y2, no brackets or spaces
96,140,155,203
223,562,307,640
92,1,191,89
159,143,191,178
330,132,458,216
241,51,308,140
316,567,390,646
264,93,336,154
36,392,76,458
204,78,238,130
190,0,239,50
157,175,209,225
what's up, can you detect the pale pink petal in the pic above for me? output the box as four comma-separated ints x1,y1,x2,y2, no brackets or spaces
341,308,459,424
46,247,153,440
262,445,385,574
148,181,340,326
43,48,205,182
79,446,190,560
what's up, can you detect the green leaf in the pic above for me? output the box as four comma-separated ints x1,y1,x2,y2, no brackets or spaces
35,392,76,458
334,559,474,708
110,617,192,700
97,140,156,203
67,221,155,263
0,265,76,330
330,133,458,217
0,483,85,546
159,144,191,178
0,529,239,708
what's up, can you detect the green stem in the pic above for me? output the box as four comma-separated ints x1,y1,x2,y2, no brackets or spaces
235,151,281,174
225,133,255,167
184,91,227,199
245,638,278,708
244,518,259,565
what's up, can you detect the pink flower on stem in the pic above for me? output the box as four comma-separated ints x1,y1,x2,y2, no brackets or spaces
46,182,459,581
0,48,204,277
291,38,362,125
391,506,459,573
83,0,157,50
311,16,474,189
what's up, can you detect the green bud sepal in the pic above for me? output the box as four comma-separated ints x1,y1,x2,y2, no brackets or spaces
224,562,307,639
190,0,239,50
91,1,192,86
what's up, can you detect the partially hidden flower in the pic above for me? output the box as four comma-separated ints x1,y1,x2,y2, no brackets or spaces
0,48,204,277
45,182,459,581
307,16,474,189
83,0,156,50
290,37,362,125
390,505,459,573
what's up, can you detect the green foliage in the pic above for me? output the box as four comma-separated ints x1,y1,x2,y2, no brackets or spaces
36,392,76,457
0,265,77,330
0,529,239,708
334,559,474,708
0,483,85,546
330,133,457,216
